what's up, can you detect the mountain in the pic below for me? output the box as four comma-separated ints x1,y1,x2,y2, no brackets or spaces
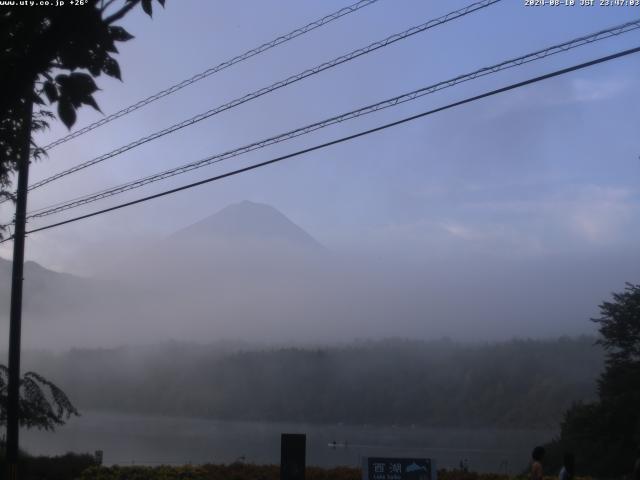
0,256,88,317
172,201,324,252
46,200,338,349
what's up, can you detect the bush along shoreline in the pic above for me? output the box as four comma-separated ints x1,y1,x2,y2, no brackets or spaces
75,464,592,480
0,447,99,480
0,448,597,480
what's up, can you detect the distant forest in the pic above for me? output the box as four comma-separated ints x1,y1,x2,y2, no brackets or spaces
22,337,603,428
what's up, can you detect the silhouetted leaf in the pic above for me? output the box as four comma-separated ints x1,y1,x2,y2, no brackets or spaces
102,32,119,53
68,72,98,95
88,62,102,76
157,0,165,6
103,57,121,80
141,0,152,16
57,99,76,129
69,96,82,108
57,45,85,71
55,74,69,88
83,94,102,113
39,110,55,119
32,92,45,105
43,81,58,103
109,25,135,42
105,43,119,54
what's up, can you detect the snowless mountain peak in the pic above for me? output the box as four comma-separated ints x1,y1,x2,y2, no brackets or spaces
173,201,323,250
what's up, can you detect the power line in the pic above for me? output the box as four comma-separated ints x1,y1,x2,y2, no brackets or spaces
25,0,501,193
4,44,636,243
41,0,381,151
25,18,640,220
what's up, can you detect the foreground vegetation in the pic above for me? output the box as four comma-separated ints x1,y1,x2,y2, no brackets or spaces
76,464,586,480
0,453,600,480
544,284,640,477
0,448,97,480
0,451,592,480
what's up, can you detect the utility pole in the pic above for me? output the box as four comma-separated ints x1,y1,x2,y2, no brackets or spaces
6,84,34,480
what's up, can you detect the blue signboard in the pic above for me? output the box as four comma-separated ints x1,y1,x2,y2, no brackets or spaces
363,457,435,480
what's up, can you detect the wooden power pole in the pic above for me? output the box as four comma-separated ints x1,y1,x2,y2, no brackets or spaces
6,87,34,480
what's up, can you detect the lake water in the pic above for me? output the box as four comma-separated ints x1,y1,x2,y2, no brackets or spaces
21,411,556,473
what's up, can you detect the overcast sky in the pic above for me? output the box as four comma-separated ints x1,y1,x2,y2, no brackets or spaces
1,0,639,344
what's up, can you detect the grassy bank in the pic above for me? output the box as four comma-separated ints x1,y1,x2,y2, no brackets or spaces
0,456,596,480
77,465,587,480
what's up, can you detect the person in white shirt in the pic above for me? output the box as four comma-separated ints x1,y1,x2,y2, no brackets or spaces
558,452,575,480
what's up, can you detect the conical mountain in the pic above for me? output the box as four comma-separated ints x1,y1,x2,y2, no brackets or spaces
173,200,323,251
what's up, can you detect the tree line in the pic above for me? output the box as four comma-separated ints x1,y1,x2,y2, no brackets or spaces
22,336,603,429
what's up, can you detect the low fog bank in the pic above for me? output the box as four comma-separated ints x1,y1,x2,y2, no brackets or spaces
14,336,603,429
1,201,637,350
3,249,635,350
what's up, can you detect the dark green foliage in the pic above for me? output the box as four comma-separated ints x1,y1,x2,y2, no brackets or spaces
546,284,640,477
76,464,517,480
0,364,79,431
26,336,603,428
0,0,165,237
77,464,358,480
595,283,640,366
0,447,98,480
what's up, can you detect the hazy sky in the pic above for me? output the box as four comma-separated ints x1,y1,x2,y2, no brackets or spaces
1,0,639,345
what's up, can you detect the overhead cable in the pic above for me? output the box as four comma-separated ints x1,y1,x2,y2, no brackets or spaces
3,44,635,243
25,0,501,193
26,18,640,220
41,0,381,151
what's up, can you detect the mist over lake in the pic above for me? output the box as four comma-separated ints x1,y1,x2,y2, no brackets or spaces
16,337,602,429
15,336,596,472
2,202,636,350
22,411,556,473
